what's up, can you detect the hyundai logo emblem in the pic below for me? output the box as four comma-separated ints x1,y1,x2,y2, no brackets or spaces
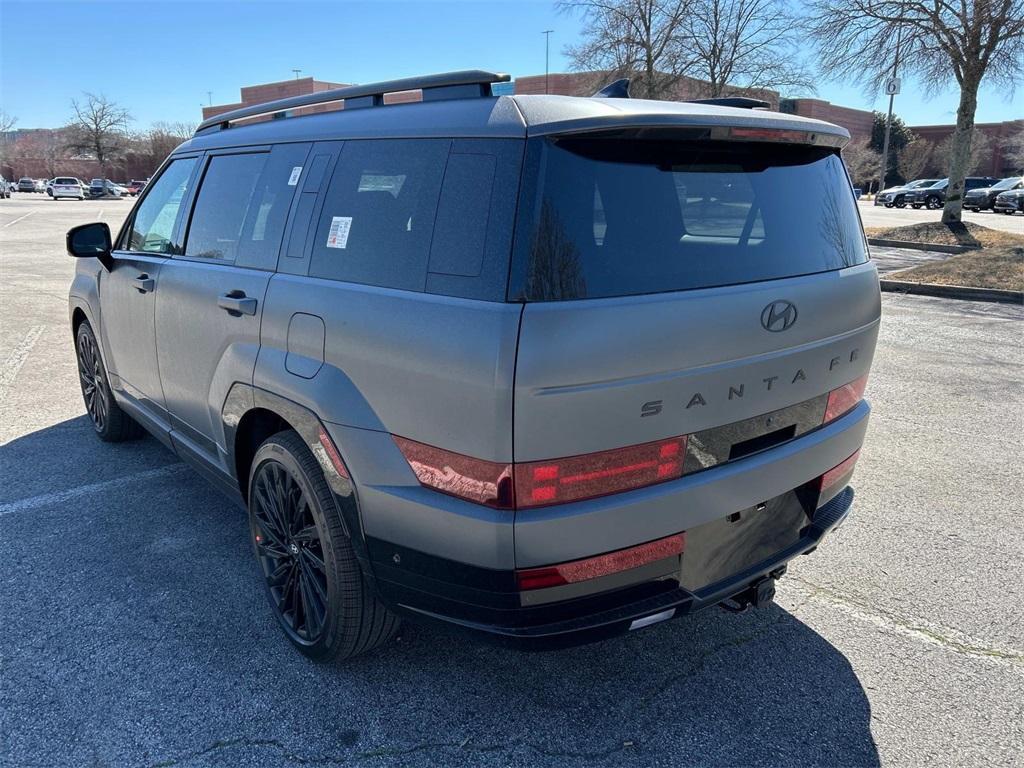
761,300,798,332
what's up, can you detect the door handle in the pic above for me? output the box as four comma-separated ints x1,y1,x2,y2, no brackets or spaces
132,274,155,293
217,291,257,316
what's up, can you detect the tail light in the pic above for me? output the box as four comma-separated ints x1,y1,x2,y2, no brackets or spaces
393,434,687,510
516,533,686,590
824,374,868,423
514,436,687,509
817,449,860,494
392,436,514,509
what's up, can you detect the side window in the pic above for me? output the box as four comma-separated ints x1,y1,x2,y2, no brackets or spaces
126,157,197,254
308,139,449,291
184,153,268,262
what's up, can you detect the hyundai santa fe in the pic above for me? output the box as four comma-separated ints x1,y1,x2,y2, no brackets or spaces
66,70,878,662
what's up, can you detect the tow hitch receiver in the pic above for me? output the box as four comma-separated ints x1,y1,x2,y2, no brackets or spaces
719,577,777,614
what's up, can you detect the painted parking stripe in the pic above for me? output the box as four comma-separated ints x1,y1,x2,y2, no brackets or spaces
0,325,44,402
2,211,34,228
0,464,189,517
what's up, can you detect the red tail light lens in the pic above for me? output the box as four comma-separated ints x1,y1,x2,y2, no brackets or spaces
514,435,688,509
392,436,514,509
824,374,868,423
516,533,686,590
817,449,860,494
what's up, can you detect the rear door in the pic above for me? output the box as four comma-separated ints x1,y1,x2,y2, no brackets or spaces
154,142,310,470
510,134,880,464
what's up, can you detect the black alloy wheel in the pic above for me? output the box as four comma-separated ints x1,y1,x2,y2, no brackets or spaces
77,325,108,433
247,431,399,661
74,322,144,442
250,459,329,645
926,195,942,209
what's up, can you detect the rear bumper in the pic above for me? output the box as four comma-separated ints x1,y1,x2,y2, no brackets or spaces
372,487,854,649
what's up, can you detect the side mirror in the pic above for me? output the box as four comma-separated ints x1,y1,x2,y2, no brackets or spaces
66,222,112,263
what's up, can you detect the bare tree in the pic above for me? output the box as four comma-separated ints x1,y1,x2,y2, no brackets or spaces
805,0,1024,224
683,0,814,98
560,0,695,99
65,93,132,177
935,130,994,176
144,121,196,164
842,139,882,187
1002,129,1024,174
896,139,936,181
0,110,16,134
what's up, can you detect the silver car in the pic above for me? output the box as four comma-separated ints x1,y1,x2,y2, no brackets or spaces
66,70,878,661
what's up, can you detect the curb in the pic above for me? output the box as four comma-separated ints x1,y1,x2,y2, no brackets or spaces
880,279,1023,305
868,238,977,254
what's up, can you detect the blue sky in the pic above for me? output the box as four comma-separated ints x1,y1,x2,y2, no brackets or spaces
1,0,1020,130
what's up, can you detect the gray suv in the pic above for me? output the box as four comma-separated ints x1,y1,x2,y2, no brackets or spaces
66,71,878,661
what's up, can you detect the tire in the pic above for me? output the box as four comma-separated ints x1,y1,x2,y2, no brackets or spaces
884,203,893,208
911,204,922,209
75,321,145,441
248,430,399,662
926,196,941,210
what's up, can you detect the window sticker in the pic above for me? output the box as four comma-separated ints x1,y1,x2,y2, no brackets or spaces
287,166,303,186
326,216,352,249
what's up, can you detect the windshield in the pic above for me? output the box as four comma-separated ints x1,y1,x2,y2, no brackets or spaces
992,177,1022,190
909,180,937,188
510,137,868,301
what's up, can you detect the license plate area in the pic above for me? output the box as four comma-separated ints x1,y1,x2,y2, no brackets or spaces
679,491,809,591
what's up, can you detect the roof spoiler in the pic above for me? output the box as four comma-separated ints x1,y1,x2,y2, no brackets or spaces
686,97,771,110
196,70,511,133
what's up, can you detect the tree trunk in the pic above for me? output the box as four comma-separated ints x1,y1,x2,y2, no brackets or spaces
941,73,981,225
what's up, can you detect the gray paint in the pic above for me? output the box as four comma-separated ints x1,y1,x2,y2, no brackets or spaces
513,262,880,460
256,274,522,462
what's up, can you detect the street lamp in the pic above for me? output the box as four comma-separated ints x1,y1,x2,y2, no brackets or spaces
542,30,554,94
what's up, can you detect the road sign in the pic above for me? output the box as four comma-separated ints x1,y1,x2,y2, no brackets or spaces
885,78,901,96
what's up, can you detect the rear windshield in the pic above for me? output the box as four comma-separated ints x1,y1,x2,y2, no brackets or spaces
509,137,868,301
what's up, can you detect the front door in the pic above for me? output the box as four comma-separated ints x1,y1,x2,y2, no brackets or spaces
100,155,199,420
154,143,310,471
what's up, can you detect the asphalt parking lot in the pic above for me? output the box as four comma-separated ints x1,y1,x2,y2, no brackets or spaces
1,195,1022,768
856,198,1024,233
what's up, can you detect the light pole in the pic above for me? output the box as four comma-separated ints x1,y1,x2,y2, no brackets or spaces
542,30,554,94
292,69,302,80
206,91,212,107
877,26,904,197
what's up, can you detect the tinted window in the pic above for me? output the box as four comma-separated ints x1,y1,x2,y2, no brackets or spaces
185,153,268,262
127,157,197,254
510,138,869,301
308,139,449,290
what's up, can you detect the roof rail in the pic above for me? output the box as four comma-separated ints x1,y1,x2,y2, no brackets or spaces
686,97,770,110
196,70,511,133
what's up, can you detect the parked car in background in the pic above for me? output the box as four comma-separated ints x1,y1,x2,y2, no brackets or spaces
126,180,147,196
994,188,1024,214
33,179,47,193
17,177,37,193
50,177,87,200
0,176,10,198
963,177,1024,212
89,179,126,198
905,177,1000,209
66,71,877,662
874,179,941,208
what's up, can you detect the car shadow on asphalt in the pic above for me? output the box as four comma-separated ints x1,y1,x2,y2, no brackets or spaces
1,420,880,767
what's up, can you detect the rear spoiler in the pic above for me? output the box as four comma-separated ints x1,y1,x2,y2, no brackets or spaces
590,79,770,110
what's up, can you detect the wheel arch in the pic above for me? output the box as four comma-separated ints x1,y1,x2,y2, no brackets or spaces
223,383,362,547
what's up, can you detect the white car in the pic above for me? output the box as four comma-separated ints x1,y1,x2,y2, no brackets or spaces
50,177,87,200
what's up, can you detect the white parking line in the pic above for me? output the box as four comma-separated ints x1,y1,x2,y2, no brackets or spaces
2,211,34,228
0,325,44,402
0,464,189,518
